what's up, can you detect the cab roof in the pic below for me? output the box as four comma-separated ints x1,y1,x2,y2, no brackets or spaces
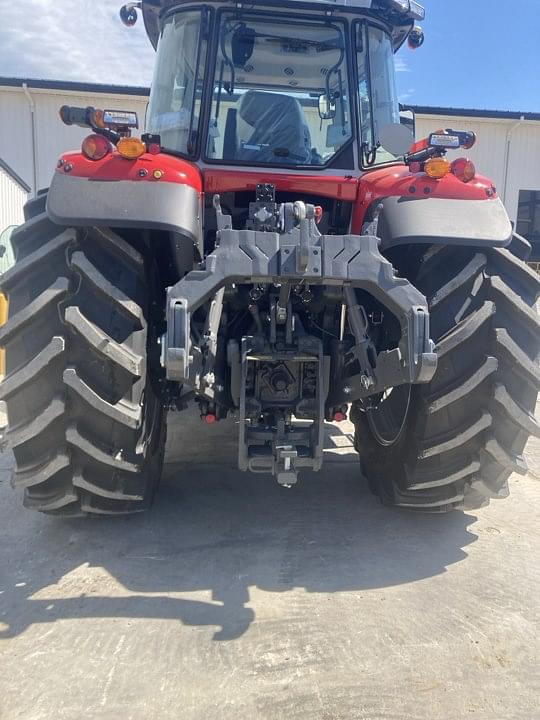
142,0,423,51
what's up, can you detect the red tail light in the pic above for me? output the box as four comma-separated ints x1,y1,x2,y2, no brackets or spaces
81,134,111,161
451,158,476,183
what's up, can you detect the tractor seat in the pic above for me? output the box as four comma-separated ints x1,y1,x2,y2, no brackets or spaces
236,90,312,165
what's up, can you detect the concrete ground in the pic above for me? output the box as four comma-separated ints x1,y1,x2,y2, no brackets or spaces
0,408,539,720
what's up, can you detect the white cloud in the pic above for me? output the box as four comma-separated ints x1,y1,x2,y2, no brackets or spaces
0,0,155,85
399,88,417,104
1,2,414,89
395,56,410,73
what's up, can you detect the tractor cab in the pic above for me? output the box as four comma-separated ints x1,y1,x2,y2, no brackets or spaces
140,0,424,173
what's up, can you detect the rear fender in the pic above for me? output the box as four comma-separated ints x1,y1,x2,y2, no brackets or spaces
46,151,203,255
354,166,512,250
377,194,512,250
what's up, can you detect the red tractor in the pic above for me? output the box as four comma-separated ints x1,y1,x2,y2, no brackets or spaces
1,0,538,516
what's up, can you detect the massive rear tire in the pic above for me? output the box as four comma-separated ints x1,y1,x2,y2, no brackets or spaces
0,198,166,515
352,236,540,511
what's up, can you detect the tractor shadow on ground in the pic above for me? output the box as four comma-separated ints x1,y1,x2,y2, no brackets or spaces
0,414,478,641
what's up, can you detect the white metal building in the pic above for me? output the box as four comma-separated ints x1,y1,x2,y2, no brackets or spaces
0,158,29,228
1,77,539,259
0,159,30,274
415,109,540,259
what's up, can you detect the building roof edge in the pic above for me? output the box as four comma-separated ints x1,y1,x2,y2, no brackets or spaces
1,77,539,121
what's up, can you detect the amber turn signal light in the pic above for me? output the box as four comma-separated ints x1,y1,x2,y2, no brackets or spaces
81,134,111,161
424,157,451,179
117,137,146,160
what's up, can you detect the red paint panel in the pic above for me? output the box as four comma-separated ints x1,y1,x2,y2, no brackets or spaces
56,153,500,237
57,150,203,192
203,169,359,202
352,166,498,232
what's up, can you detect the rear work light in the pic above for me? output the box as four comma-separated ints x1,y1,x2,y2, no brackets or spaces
117,137,146,160
389,0,410,11
385,0,425,20
409,0,425,19
460,132,477,150
451,158,476,183
81,134,111,161
424,157,451,179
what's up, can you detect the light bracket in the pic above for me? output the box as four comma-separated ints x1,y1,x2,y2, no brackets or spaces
102,110,139,129
429,130,476,151
429,133,461,149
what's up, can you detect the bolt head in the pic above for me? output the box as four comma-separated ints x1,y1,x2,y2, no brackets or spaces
360,374,374,390
203,372,215,386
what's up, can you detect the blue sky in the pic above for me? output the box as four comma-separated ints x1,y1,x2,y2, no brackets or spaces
1,0,539,112
395,0,540,111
